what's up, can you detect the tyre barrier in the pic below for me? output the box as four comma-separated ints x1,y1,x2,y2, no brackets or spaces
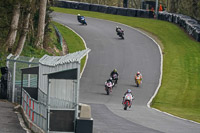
54,1,200,42
158,12,200,42
106,6,118,15
126,8,137,17
55,1,154,18
117,7,127,16
79,2,90,11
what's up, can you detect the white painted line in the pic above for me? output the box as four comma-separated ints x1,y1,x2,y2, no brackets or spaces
55,13,200,125
55,23,89,78
82,16,200,125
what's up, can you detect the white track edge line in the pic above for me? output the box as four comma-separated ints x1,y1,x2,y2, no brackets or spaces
56,13,200,125
57,22,89,78
83,16,200,125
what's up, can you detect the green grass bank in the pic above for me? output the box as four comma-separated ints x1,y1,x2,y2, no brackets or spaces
52,7,200,123
52,21,86,71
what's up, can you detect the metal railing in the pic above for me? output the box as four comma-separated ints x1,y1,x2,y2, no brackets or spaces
22,89,47,131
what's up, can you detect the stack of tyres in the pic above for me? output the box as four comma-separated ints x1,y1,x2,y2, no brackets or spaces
97,5,108,13
127,8,137,17
185,19,198,35
106,6,118,15
90,4,99,12
179,15,191,29
69,1,79,9
117,7,127,16
78,2,90,11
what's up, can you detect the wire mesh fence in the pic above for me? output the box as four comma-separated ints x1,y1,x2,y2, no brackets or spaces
6,54,39,103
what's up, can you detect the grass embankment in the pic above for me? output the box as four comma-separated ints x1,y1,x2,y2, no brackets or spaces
52,21,86,71
52,7,200,122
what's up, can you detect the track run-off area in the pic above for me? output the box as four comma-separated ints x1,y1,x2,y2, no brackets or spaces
52,12,200,133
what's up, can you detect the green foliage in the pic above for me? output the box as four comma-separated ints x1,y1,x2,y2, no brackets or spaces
52,21,85,53
52,7,200,122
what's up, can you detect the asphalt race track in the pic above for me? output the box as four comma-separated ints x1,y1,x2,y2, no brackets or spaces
52,12,200,133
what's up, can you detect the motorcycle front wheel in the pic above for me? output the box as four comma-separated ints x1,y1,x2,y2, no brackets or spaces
106,88,110,95
124,102,128,110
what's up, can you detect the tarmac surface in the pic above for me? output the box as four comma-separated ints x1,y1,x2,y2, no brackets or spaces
52,12,200,133
0,100,26,133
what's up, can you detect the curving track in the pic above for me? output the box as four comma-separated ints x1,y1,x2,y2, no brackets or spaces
52,12,200,133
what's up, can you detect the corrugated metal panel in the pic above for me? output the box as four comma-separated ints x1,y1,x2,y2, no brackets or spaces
39,49,90,67
38,49,90,98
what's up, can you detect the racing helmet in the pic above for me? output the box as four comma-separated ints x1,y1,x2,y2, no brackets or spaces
127,89,131,93
137,71,140,75
114,69,117,72
116,26,119,29
78,14,80,16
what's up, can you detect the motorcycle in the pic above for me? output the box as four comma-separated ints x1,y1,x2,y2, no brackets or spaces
122,93,133,110
111,74,118,87
78,17,87,25
117,30,124,39
105,81,113,95
135,76,141,87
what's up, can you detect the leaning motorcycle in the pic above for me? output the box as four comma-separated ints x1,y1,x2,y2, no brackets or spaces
122,93,133,110
111,74,118,87
105,81,113,95
80,17,87,25
135,76,141,87
117,30,124,39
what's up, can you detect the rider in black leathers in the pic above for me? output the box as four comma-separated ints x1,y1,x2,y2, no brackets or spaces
110,69,119,84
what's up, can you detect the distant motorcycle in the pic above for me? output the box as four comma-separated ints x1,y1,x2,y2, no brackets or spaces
105,81,113,95
135,76,141,87
78,16,87,25
117,30,124,39
122,93,133,110
111,74,118,87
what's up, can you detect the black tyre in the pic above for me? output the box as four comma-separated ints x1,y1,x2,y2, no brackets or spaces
124,102,128,110
106,88,110,95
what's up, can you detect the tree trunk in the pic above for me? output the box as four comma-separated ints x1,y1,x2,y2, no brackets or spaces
35,0,47,49
14,9,31,56
5,3,20,52
117,0,121,7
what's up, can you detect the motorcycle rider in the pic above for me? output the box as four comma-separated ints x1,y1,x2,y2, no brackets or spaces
77,14,85,23
135,71,143,81
105,78,113,92
122,89,134,107
110,69,119,84
116,26,124,35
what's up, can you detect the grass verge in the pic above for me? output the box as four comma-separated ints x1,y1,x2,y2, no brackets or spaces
52,7,200,123
52,21,86,71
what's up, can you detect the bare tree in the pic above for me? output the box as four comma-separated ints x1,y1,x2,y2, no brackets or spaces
5,3,20,52
35,0,47,49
